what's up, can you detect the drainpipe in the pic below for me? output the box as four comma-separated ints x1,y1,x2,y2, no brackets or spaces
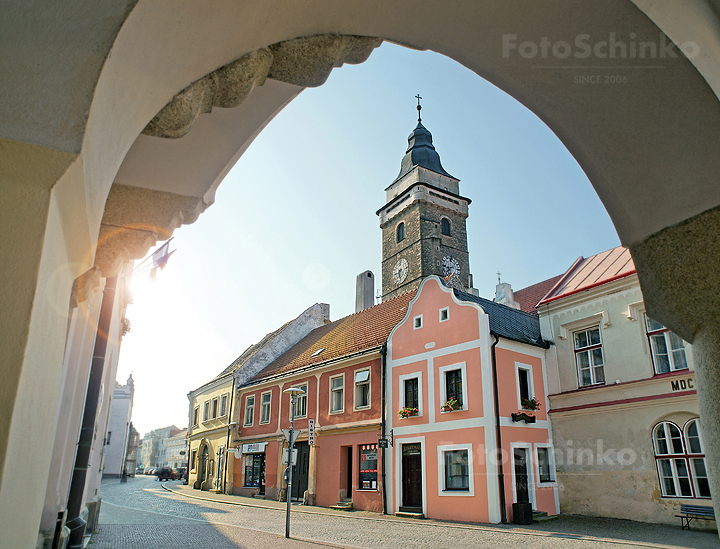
380,343,388,515
65,276,118,549
491,333,507,524
223,377,236,494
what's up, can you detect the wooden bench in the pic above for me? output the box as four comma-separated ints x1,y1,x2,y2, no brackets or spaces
676,503,716,530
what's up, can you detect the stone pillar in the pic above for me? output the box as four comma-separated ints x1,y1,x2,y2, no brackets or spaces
307,443,317,506
689,325,720,522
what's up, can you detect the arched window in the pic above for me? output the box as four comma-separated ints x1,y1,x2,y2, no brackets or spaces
441,217,451,236
397,222,405,243
652,419,710,498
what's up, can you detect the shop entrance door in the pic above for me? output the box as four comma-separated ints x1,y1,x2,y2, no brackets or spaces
401,443,422,511
291,441,310,501
513,448,530,504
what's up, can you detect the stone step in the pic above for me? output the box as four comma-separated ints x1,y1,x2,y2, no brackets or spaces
532,511,558,522
330,501,354,511
395,511,425,519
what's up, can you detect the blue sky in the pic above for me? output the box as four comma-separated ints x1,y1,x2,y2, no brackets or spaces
117,43,620,437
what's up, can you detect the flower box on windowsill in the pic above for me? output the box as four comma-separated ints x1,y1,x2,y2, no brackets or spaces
398,407,418,419
521,397,541,411
441,398,462,412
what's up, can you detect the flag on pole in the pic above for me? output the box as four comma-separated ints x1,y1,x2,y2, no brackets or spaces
148,238,175,281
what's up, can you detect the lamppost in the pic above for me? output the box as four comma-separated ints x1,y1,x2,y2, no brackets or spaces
283,386,305,539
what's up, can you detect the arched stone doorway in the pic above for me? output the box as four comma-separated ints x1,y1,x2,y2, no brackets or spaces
4,2,720,545
194,440,214,491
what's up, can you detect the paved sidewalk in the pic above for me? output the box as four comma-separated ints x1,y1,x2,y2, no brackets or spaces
162,481,718,548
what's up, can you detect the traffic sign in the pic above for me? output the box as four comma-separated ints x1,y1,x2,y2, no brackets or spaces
282,429,299,446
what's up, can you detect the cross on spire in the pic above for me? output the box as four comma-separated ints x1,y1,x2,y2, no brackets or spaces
415,94,422,122
497,271,502,285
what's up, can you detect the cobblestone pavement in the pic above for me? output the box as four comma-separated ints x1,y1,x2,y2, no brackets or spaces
93,476,718,548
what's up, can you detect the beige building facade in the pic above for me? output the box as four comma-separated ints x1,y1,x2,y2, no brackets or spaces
538,248,711,526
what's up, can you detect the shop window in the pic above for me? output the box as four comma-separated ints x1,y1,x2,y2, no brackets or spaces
330,375,344,413
574,327,605,386
537,447,555,483
260,391,271,424
359,444,378,490
355,369,370,409
444,450,469,491
653,419,710,498
291,384,307,418
244,453,265,489
244,396,255,427
645,316,688,374
220,394,228,417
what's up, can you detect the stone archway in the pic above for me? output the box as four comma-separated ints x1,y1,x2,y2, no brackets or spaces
5,2,720,546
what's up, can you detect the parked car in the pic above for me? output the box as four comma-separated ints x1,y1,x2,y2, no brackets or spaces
145,467,155,475
135,466,145,475
156,467,181,481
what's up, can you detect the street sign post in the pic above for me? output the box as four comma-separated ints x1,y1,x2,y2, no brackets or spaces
282,428,299,446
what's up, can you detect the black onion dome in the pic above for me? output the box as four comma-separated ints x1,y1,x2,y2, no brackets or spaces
394,121,456,183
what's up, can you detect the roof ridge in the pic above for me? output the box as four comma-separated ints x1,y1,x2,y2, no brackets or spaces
455,289,545,320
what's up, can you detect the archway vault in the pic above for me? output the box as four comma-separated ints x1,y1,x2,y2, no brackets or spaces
4,2,720,546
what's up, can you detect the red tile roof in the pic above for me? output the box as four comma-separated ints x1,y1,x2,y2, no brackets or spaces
538,246,635,305
247,290,417,383
513,274,564,315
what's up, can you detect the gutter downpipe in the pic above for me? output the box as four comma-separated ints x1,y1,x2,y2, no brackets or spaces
65,276,118,549
491,333,507,524
380,342,388,515
223,377,236,494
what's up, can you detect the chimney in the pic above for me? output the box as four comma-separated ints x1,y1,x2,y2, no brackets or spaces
495,282,521,310
355,270,375,312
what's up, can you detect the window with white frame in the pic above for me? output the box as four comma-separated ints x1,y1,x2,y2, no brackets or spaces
413,315,423,329
445,369,463,407
573,327,605,386
516,364,533,407
444,450,469,490
192,407,199,427
203,400,210,421
260,391,271,424
537,447,555,483
244,395,255,426
330,375,344,413
291,384,308,418
404,377,419,411
220,394,228,417
355,369,370,409
439,307,449,322
653,419,710,498
212,397,219,419
645,316,688,374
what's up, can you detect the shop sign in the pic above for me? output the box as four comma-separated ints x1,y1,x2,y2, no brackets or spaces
308,418,315,446
242,442,267,454
671,378,694,391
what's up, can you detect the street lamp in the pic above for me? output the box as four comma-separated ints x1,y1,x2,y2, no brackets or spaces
283,386,305,539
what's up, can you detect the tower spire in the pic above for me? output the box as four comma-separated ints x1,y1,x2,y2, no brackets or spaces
415,94,422,122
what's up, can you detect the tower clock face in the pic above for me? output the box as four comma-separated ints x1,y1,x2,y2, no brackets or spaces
393,258,409,285
441,255,461,277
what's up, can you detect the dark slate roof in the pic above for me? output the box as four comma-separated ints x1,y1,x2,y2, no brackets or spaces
393,121,456,184
247,291,416,384
453,289,548,348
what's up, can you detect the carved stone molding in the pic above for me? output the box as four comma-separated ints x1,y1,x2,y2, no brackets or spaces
93,184,206,278
142,35,382,139
267,34,382,87
143,48,274,139
69,268,101,309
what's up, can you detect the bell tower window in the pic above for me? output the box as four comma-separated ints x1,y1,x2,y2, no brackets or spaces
441,218,451,236
397,222,405,243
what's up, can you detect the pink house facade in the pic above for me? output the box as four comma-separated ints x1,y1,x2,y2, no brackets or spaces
385,276,558,523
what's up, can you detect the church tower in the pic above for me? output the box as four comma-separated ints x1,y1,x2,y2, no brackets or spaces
379,100,473,300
